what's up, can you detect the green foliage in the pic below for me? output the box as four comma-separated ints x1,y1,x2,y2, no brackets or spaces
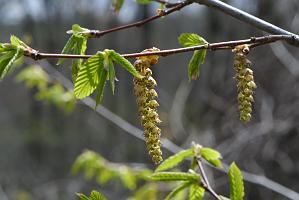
151,172,199,182
109,50,143,79
16,65,49,89
128,183,157,200
155,148,194,172
0,47,23,80
228,162,244,200
16,65,75,113
72,150,152,190
200,147,223,168
77,190,107,200
74,53,104,99
35,84,75,113
188,183,205,200
164,182,191,200
74,50,142,107
57,24,88,81
178,33,208,80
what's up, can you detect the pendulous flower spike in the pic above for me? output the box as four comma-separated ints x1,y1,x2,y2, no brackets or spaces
133,47,163,164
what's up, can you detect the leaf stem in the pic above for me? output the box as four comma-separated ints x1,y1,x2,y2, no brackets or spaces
23,34,294,61
196,157,221,200
85,1,191,38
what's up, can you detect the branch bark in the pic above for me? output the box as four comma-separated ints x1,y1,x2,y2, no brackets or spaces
192,0,299,47
24,35,295,61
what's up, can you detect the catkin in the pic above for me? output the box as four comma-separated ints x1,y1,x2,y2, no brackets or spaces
233,45,257,123
133,48,163,164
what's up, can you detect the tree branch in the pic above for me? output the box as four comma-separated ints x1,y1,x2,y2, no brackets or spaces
84,1,191,38
196,157,221,200
24,35,294,61
192,0,299,47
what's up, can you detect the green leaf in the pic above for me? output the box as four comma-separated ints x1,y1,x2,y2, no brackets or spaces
10,35,30,50
151,172,199,182
178,33,207,48
90,190,107,200
95,68,108,106
74,53,104,99
165,182,191,200
178,33,208,80
112,0,125,12
188,49,206,80
72,24,90,35
136,0,152,4
200,147,222,168
110,50,143,79
220,196,231,200
0,47,23,80
188,183,205,200
57,35,76,65
155,149,194,172
119,167,137,190
108,59,116,94
228,162,244,200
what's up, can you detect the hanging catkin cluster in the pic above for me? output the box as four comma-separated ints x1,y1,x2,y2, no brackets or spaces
133,48,163,164
233,45,257,123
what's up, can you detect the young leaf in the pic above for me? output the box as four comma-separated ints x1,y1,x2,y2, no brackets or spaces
90,190,107,200
119,167,137,190
188,183,205,200
178,33,207,48
228,162,244,200
155,149,194,172
188,49,206,80
110,50,143,79
165,182,192,200
200,147,223,168
57,35,76,65
71,24,90,35
10,35,30,50
95,68,108,106
0,48,23,80
151,172,199,182
74,53,104,99
108,59,116,94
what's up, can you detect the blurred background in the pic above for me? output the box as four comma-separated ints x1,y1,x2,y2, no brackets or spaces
1,0,299,199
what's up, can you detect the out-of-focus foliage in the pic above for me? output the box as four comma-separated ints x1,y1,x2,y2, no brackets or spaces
73,144,244,200
16,65,75,113
77,190,107,200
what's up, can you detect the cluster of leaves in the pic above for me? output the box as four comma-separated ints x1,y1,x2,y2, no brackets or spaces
0,36,28,80
73,144,244,200
57,24,143,107
16,65,75,113
72,150,152,191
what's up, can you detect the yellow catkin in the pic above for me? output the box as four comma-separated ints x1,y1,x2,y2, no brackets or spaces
233,45,257,123
133,47,163,164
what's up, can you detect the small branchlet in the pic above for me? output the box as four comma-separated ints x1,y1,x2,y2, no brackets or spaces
133,48,163,164
233,45,257,123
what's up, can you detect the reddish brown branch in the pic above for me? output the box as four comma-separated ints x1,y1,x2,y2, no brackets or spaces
86,1,192,38
23,35,294,61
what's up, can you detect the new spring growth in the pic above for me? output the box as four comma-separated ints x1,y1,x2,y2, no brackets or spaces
233,45,257,123
133,47,163,164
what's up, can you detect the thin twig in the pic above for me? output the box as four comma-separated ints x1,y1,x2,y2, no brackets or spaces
196,157,221,200
85,1,191,38
192,0,299,47
24,35,294,61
